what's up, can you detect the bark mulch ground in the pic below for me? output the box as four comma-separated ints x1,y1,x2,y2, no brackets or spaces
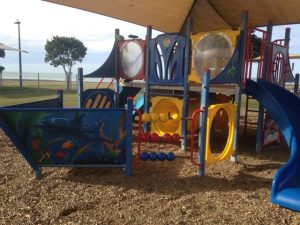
0,128,300,224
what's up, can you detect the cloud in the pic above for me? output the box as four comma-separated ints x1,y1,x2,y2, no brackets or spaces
0,0,164,73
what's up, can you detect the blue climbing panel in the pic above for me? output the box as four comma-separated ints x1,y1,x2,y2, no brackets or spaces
149,34,186,85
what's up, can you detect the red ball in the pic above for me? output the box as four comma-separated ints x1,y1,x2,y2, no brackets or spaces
140,133,150,142
172,133,181,143
163,133,172,143
150,133,160,143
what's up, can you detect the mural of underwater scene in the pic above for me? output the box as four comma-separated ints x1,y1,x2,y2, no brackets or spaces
0,109,128,165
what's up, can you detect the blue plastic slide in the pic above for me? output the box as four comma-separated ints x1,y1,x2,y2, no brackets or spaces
246,79,300,211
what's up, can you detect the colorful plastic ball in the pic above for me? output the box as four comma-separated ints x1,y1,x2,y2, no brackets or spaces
140,152,149,161
158,152,167,161
140,133,146,142
163,133,172,143
140,133,151,142
149,152,157,161
139,133,145,141
150,113,159,122
142,113,151,122
150,133,160,143
159,113,168,122
172,133,181,143
167,152,175,161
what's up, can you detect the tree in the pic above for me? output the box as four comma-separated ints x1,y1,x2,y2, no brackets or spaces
251,34,262,58
45,36,87,90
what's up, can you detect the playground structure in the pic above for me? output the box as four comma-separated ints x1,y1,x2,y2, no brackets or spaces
1,10,300,212
81,15,245,173
80,12,300,214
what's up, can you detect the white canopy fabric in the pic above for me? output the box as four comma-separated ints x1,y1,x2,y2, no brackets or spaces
0,44,28,53
44,0,300,33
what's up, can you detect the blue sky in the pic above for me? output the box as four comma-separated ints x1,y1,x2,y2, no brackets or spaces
1,0,300,75
0,0,161,74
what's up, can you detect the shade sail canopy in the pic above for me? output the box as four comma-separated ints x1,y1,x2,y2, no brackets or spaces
45,0,300,33
0,44,28,53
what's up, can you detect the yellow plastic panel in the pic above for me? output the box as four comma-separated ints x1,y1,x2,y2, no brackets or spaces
205,103,237,164
150,96,199,136
189,30,240,84
150,97,182,135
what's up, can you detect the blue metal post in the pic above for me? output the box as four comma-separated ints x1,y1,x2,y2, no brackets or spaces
284,27,291,48
294,73,299,94
231,10,248,162
181,18,192,151
283,27,291,88
56,89,63,108
198,69,210,176
256,21,273,153
77,67,83,108
115,29,120,107
283,28,291,88
143,26,152,132
232,85,241,162
125,97,133,176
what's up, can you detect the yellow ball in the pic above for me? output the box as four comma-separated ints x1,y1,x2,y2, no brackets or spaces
142,113,151,122
171,113,180,122
159,113,168,122
150,113,159,122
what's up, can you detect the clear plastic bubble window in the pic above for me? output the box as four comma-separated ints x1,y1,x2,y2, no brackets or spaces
194,34,234,79
120,41,143,78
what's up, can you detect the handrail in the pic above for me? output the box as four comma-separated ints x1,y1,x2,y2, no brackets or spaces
244,27,268,84
272,39,285,46
96,77,105,89
96,77,118,89
107,78,115,89
190,108,205,167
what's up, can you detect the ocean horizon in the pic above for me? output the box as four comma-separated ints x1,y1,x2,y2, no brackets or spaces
2,71,107,83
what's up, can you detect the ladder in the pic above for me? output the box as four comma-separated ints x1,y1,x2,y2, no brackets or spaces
244,94,267,136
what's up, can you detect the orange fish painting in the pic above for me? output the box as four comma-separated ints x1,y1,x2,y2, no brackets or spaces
61,140,74,150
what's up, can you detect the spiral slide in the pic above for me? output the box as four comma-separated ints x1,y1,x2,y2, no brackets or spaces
246,79,300,211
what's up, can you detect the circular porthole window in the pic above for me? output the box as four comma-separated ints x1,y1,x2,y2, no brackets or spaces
271,51,285,84
194,34,234,79
119,41,144,80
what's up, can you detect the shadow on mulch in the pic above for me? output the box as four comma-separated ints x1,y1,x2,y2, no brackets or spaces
59,159,278,195
54,129,291,196
236,133,290,163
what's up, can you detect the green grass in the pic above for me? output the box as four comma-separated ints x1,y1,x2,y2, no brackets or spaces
0,79,262,109
0,80,98,107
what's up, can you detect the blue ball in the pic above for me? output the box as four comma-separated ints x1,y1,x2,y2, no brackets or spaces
140,152,149,161
149,152,157,161
167,152,175,161
158,152,167,161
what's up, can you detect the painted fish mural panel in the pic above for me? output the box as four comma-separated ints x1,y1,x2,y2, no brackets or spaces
0,109,128,165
